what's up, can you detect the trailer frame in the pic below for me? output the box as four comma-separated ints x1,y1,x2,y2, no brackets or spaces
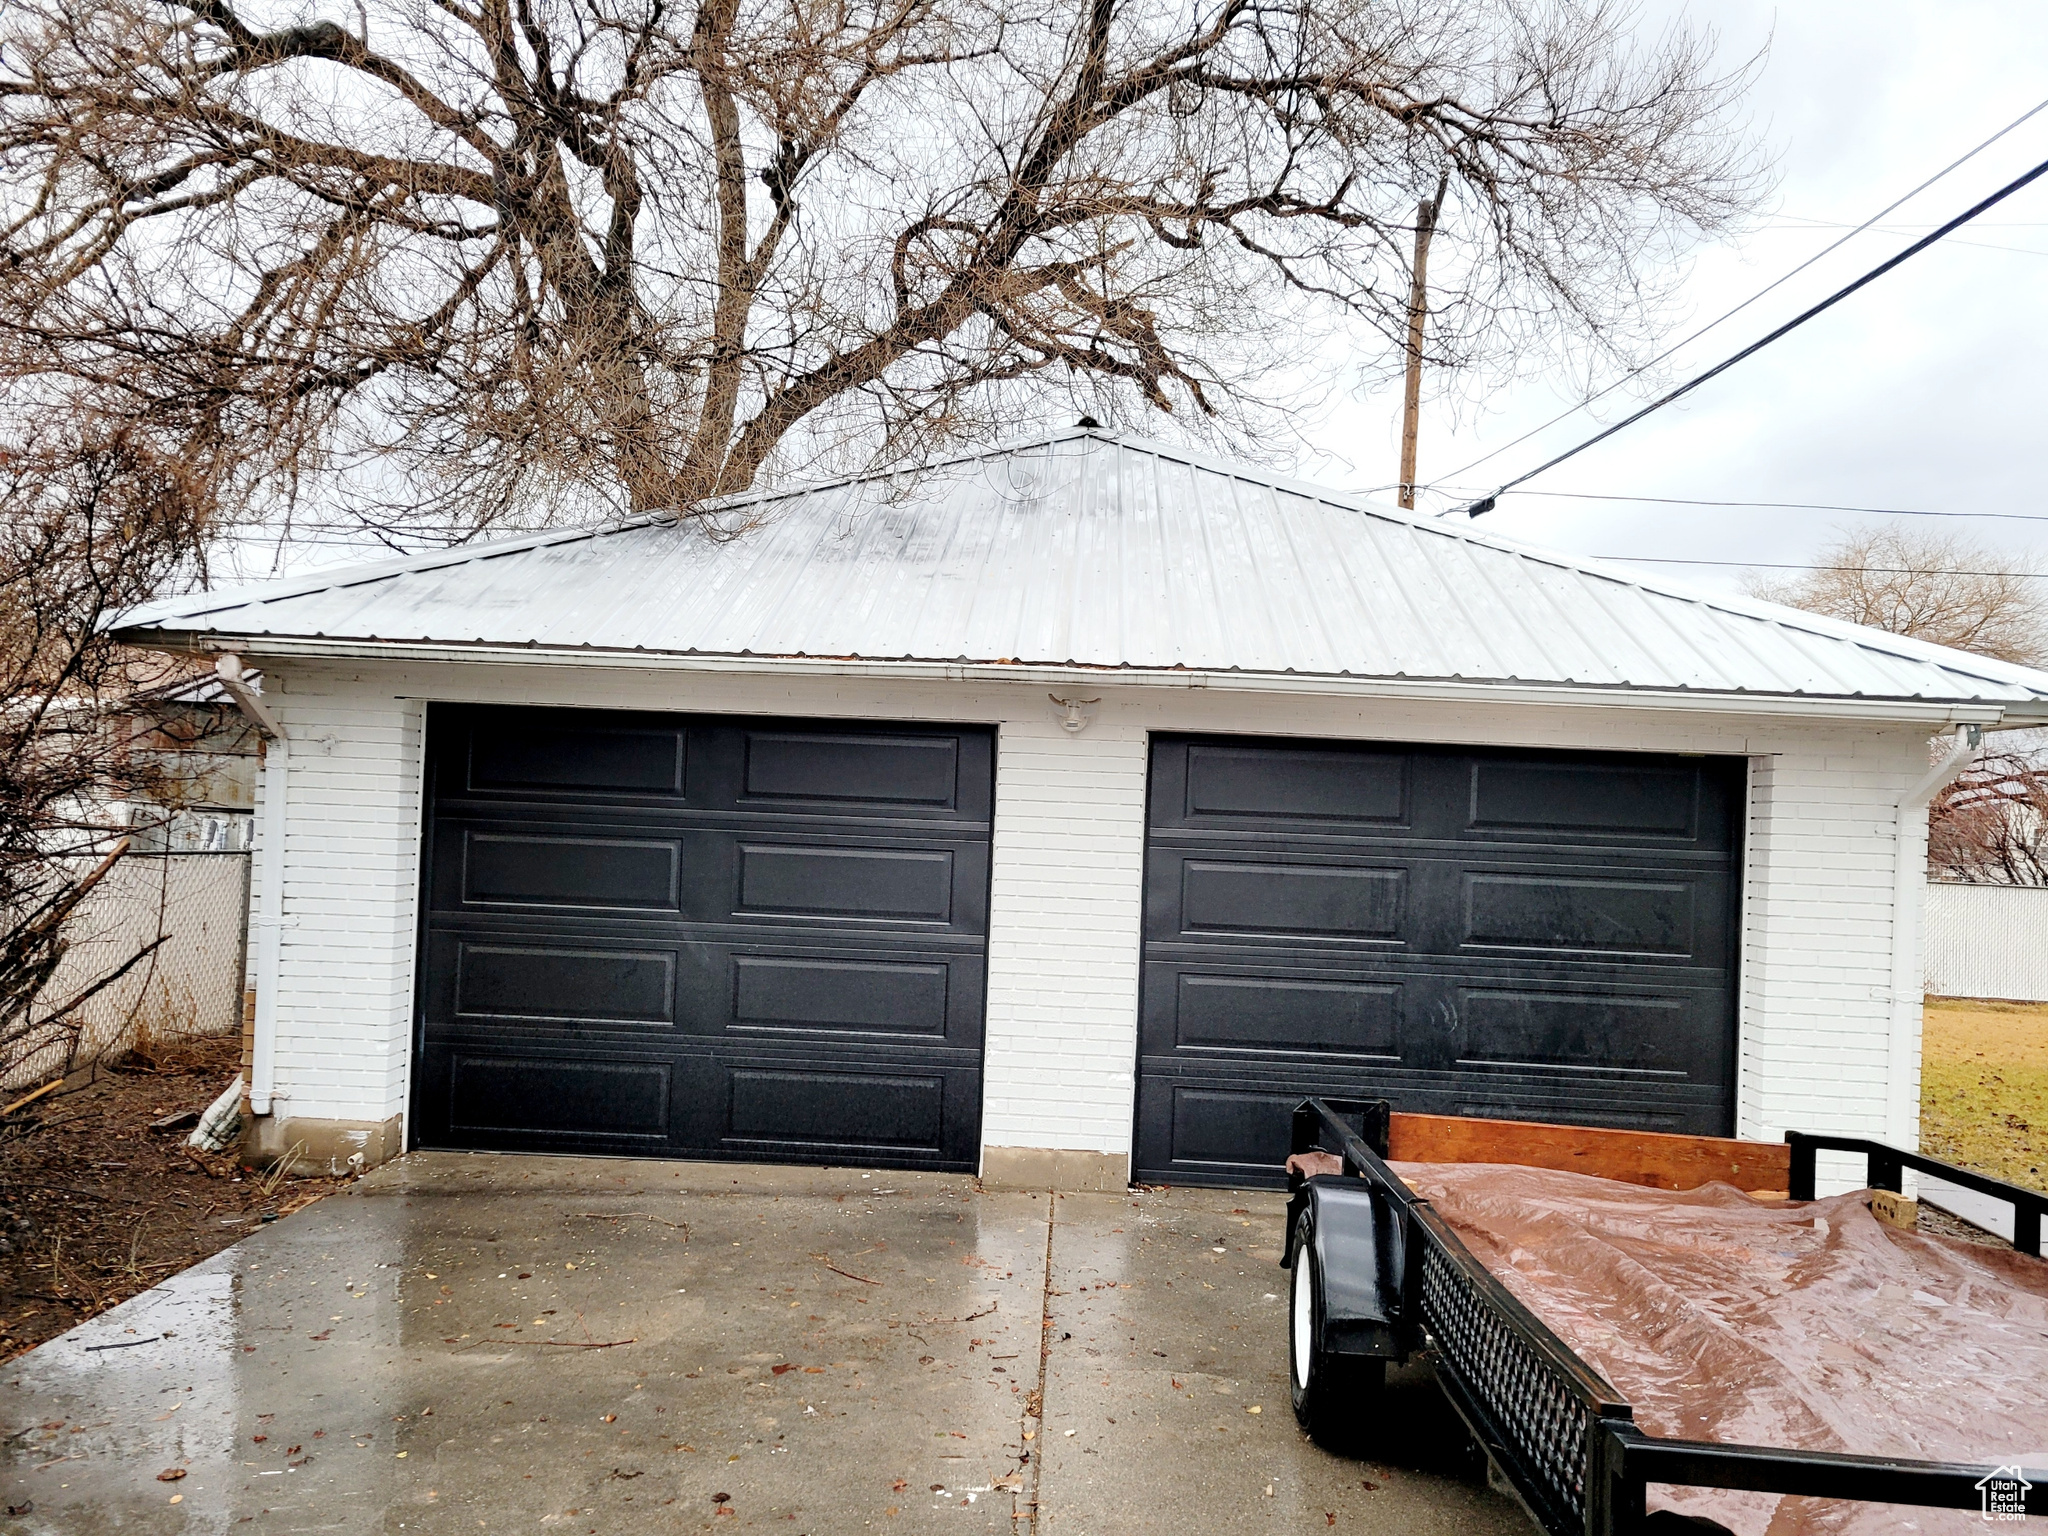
1282,1097,2048,1535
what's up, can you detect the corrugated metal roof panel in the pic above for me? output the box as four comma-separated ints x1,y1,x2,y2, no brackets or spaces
115,429,2048,714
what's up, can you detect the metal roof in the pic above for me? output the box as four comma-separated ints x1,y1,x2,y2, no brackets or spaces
115,428,2048,720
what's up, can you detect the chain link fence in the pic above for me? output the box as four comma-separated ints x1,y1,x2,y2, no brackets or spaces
5,848,250,1092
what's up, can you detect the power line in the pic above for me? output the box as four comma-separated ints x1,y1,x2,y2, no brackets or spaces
1482,491,2048,522
1436,96,2048,489
1453,146,2048,518
1599,556,2048,578
1747,224,2048,259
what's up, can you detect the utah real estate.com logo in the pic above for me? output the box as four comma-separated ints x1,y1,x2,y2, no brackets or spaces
1976,1466,2032,1523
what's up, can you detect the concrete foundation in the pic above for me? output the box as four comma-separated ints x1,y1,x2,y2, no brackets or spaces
241,1110,404,1177
979,1145,1129,1192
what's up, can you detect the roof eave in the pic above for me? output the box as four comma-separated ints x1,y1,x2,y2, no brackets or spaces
116,627,2035,728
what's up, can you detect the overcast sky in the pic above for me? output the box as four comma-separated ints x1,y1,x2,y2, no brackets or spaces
1293,0,2048,598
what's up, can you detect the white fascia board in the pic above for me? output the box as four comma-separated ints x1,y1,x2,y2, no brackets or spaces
131,632,2030,728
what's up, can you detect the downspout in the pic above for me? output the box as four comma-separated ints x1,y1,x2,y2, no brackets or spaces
215,654,287,1117
1886,723,1981,1148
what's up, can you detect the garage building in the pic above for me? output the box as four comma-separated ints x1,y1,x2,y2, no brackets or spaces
116,429,2048,1191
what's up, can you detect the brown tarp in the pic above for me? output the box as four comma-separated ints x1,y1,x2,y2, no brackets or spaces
1391,1162,2048,1536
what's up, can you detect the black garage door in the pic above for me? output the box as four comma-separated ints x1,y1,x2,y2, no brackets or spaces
1135,735,1743,1187
411,706,992,1170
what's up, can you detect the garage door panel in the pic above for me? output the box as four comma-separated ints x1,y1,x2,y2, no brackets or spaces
731,954,950,1038
1182,742,1410,825
726,1067,946,1152
433,825,989,929
1179,860,1406,940
737,843,955,921
742,730,962,808
430,927,982,1045
1136,735,1741,1186
454,942,676,1027
1461,872,1696,958
1160,1085,1305,1173
1454,986,1714,1076
467,712,687,797
415,707,992,1170
460,831,681,910
448,1055,672,1141
1468,758,1701,840
1136,1057,1725,1185
1164,973,1401,1059
1152,845,1729,961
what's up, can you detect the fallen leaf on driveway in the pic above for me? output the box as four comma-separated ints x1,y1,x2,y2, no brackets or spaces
771,1363,795,1375
156,1470,186,1482
992,1473,1024,1491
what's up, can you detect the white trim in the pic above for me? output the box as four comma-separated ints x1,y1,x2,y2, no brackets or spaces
249,736,289,1115
395,698,428,1156
1735,753,1756,1138
1886,728,1981,1148
152,635,2027,727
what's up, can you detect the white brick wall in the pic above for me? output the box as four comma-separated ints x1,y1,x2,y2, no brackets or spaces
981,716,1149,1153
252,684,423,1123
246,659,1935,1187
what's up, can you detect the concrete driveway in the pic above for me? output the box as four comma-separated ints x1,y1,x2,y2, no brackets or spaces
0,1155,1525,1534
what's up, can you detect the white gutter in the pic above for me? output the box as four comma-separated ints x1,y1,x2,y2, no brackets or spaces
215,654,287,1117
154,634,2030,728
1885,725,1981,1149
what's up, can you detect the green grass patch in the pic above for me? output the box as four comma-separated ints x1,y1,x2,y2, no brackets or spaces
1921,996,2048,1195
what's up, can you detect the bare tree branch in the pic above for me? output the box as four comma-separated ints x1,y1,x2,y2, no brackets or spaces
2,0,1765,530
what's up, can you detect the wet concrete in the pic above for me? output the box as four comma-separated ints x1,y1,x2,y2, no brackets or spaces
0,1154,1527,1534
1037,1189,1522,1534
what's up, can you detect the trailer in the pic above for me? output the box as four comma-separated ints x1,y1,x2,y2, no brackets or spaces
1280,1097,2048,1536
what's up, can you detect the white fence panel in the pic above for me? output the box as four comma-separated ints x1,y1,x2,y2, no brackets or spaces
1924,881,2048,1001
6,852,249,1090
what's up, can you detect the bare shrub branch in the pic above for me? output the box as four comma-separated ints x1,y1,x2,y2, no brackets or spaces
0,423,209,1086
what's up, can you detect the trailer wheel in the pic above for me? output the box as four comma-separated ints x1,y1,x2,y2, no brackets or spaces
1288,1206,1385,1450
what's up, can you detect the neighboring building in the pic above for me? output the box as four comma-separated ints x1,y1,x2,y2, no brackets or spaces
118,666,262,849
113,429,2048,1190
8,668,259,1089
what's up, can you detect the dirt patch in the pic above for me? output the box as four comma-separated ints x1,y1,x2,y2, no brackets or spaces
0,1034,344,1362
1920,995,2048,1196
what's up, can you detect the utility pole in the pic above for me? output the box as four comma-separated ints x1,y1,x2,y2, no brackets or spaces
1398,174,1448,511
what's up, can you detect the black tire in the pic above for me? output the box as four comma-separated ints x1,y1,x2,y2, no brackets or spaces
1288,1205,1386,1452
